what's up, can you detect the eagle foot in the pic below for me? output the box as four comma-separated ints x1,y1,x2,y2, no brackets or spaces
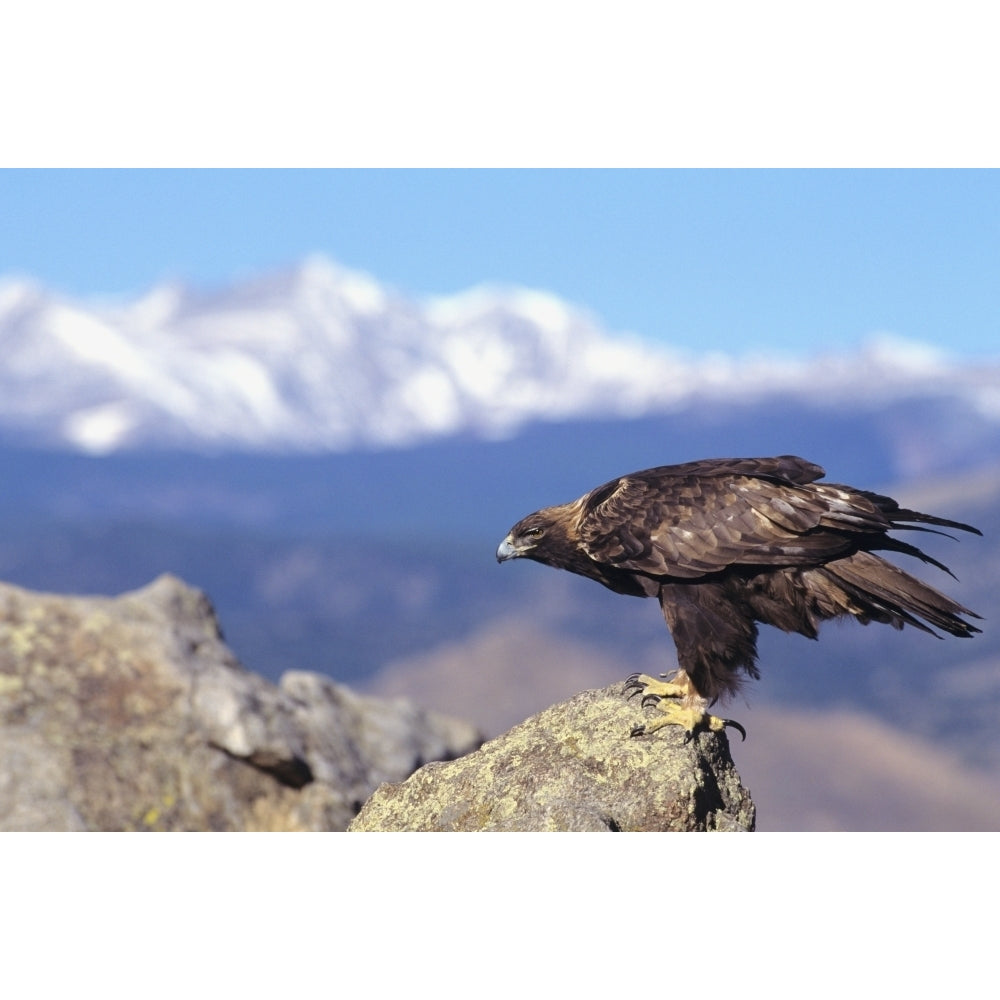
625,672,747,742
624,671,687,701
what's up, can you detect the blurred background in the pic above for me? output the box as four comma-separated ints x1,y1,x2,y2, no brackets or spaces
1,168,998,830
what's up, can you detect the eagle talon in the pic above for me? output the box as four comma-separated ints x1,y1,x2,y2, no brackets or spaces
723,718,748,742
626,676,747,741
623,674,647,699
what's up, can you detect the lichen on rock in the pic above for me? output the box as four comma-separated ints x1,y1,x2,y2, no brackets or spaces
350,683,756,832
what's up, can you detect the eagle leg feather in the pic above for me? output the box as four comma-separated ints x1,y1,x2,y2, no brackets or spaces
625,672,747,742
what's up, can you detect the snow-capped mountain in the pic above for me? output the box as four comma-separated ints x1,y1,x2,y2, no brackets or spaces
0,255,997,455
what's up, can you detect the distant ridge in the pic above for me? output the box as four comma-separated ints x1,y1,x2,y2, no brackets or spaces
0,254,997,455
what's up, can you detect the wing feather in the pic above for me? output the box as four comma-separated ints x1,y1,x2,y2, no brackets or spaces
576,458,893,579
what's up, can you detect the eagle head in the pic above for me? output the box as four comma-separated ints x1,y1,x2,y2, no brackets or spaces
496,509,569,564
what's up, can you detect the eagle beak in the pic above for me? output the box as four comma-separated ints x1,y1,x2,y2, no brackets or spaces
496,535,518,563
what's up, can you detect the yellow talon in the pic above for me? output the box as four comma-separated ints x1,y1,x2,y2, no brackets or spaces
627,671,689,700
625,671,747,741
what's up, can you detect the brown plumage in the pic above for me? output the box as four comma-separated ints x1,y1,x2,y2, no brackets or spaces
496,455,982,717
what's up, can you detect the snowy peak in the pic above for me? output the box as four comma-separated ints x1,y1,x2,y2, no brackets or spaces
0,255,995,454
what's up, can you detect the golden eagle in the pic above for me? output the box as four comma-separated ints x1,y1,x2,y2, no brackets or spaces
496,455,981,739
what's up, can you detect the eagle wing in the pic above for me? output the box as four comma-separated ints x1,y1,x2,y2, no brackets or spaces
575,455,892,580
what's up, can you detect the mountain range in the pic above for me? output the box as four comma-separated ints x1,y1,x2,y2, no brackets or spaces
2,255,999,477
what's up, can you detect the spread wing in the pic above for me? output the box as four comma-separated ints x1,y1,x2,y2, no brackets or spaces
575,456,893,580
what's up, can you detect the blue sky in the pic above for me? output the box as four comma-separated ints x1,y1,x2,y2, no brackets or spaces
2,169,998,360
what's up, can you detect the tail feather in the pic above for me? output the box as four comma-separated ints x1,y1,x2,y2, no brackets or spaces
821,551,982,638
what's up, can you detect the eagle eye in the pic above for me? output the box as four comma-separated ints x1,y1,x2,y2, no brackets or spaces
524,526,544,540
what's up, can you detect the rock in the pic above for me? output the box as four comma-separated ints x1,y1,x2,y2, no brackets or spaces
0,575,480,831
349,683,755,831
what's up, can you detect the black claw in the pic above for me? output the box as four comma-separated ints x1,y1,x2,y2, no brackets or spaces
624,677,647,700
630,724,647,738
724,719,748,742
640,694,661,708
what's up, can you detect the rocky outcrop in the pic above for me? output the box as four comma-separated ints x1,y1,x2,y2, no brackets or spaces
350,683,755,832
0,575,480,831
0,573,757,832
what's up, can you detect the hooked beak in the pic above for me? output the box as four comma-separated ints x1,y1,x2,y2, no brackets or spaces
496,535,518,563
